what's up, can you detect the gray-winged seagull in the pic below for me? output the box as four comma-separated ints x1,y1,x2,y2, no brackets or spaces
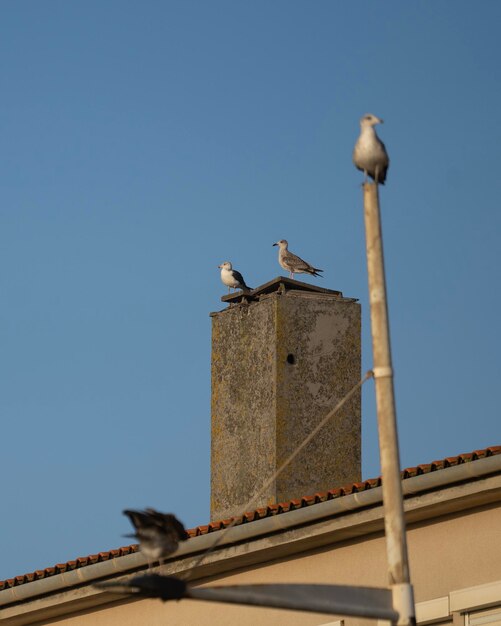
273,240,323,279
353,113,389,184
218,261,252,292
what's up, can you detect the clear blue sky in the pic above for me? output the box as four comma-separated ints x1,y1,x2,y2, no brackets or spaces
1,1,500,580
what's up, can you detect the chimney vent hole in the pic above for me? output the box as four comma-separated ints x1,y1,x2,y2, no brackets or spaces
286,353,296,365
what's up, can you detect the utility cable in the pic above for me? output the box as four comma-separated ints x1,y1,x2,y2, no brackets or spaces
185,370,374,576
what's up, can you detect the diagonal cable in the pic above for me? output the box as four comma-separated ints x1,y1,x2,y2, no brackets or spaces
185,370,374,575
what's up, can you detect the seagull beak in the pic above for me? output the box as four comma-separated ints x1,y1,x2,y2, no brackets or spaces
272,243,278,247
379,119,384,124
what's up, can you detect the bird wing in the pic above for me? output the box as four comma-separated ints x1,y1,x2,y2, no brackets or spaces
123,509,187,540
230,270,252,291
157,513,189,541
286,251,315,272
231,270,246,286
373,138,389,183
123,509,151,530
379,137,389,161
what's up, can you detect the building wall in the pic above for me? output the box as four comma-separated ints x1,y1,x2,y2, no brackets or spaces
211,291,361,521
45,501,501,626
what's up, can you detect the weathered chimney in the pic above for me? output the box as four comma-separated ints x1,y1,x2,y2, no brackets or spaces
210,277,361,521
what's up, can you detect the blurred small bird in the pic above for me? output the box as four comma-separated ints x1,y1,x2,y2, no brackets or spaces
218,261,252,293
273,240,323,279
353,113,389,184
123,508,189,567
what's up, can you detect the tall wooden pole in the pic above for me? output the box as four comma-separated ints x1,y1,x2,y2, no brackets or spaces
363,182,415,626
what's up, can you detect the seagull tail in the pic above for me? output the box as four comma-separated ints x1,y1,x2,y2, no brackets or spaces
374,167,387,185
309,268,323,278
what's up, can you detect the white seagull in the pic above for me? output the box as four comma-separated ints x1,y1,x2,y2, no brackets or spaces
273,240,323,279
218,261,252,293
353,113,389,184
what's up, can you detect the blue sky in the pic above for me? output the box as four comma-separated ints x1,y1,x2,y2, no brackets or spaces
1,1,500,580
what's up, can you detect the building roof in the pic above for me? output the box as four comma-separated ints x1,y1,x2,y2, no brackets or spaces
1,445,500,592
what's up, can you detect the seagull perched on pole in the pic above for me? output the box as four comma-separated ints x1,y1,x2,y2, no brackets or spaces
353,113,389,184
218,261,252,293
123,508,189,567
273,240,323,280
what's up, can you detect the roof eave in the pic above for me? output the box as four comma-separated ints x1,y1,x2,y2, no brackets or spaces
1,453,501,625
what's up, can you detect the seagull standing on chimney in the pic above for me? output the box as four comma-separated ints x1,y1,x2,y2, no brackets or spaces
123,508,189,568
218,261,252,293
273,240,323,280
353,113,389,184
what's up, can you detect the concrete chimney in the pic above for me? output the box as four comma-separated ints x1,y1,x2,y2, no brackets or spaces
210,277,361,521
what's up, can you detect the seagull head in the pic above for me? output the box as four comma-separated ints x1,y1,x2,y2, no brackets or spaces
360,113,383,128
273,239,288,249
218,261,232,270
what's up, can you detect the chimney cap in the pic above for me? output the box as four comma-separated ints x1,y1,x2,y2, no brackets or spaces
220,276,355,305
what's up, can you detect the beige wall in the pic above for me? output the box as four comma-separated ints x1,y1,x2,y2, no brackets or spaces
42,502,501,626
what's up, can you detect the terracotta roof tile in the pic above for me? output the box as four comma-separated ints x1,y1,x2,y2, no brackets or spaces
1,445,500,591
314,492,328,503
277,501,292,513
347,485,357,494
353,481,367,492
431,459,445,471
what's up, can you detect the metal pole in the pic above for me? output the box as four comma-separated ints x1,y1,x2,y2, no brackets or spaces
363,182,415,626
